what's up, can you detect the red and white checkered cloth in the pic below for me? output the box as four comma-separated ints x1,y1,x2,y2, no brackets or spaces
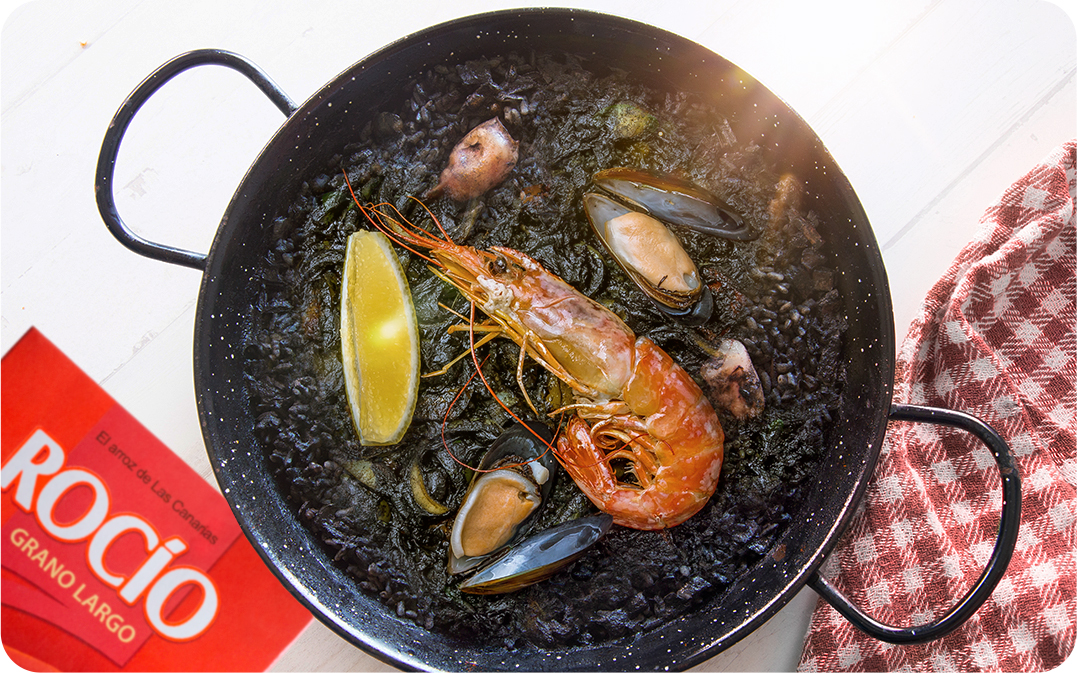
798,140,1076,672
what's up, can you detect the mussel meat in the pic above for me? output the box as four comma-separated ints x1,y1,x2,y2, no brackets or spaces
592,167,751,241
458,513,613,594
427,117,519,201
585,192,703,297
448,421,557,575
700,339,765,420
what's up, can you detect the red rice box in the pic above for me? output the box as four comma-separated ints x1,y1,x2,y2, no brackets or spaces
1,328,312,671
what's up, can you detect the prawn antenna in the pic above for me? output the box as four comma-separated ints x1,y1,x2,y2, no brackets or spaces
408,194,455,243
439,353,552,473
341,170,439,266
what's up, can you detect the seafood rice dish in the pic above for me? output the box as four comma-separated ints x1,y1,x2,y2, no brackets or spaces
244,49,848,649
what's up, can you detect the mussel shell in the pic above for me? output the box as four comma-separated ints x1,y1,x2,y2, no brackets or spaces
459,513,614,595
448,421,558,575
593,167,752,240
476,420,556,475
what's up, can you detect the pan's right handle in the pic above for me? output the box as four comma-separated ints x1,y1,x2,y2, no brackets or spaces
95,49,297,271
808,403,1021,644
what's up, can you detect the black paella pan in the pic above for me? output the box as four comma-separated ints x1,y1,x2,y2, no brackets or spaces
95,9,1020,671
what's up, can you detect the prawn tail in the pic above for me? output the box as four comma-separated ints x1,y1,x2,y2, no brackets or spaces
556,416,667,530
556,416,618,501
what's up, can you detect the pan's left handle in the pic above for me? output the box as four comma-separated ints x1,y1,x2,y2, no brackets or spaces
95,49,297,271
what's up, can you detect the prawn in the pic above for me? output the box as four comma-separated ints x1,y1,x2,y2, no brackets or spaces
344,178,724,530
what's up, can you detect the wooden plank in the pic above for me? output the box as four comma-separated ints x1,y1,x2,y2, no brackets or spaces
812,0,1076,244
0,0,143,113
690,0,935,119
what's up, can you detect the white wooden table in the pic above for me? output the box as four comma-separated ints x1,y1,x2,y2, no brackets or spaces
3,1,1073,670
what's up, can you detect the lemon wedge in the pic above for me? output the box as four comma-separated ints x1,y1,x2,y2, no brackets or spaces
340,230,420,445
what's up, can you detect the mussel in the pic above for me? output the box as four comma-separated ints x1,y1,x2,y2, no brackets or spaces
408,449,452,516
584,191,710,322
592,167,751,241
448,421,557,575
459,513,613,594
584,167,749,325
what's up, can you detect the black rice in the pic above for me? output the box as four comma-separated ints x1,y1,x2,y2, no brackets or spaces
243,49,847,651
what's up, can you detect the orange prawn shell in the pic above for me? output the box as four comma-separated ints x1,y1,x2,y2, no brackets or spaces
624,339,724,466
439,244,637,402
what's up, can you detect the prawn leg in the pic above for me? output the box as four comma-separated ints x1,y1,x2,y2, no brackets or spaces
421,329,501,378
515,331,541,416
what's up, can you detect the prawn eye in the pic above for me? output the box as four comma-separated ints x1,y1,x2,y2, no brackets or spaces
490,255,509,276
